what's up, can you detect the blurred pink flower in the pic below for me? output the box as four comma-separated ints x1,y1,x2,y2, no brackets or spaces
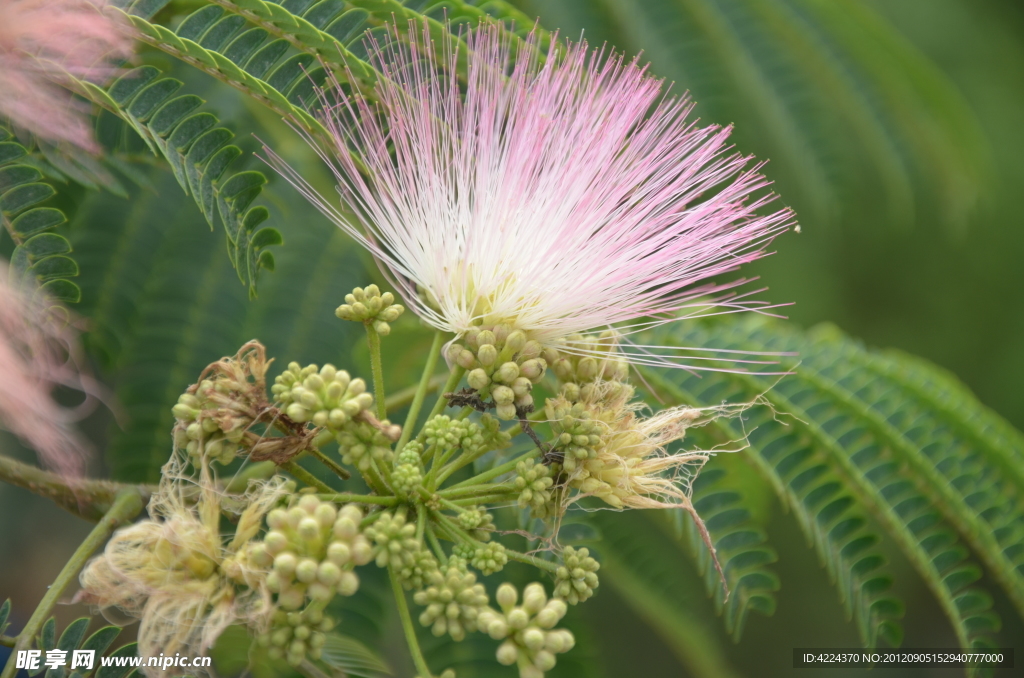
264,21,794,369
0,0,133,151
0,261,98,475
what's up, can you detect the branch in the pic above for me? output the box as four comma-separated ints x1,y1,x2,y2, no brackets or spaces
0,455,153,522
0,489,144,678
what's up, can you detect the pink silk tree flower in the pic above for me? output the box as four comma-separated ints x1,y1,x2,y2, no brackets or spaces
263,21,795,369
0,261,97,475
0,0,133,152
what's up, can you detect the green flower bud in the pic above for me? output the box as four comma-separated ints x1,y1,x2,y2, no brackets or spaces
477,330,496,347
523,582,547,614
496,583,517,610
494,361,520,383
477,343,498,367
274,553,297,578
523,628,546,652
492,385,515,405
495,403,517,420
295,558,318,584
496,641,519,665
505,330,527,353
467,368,490,391
327,541,351,566
317,561,342,586
278,587,304,610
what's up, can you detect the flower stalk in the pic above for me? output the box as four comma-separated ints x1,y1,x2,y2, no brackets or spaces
0,489,144,678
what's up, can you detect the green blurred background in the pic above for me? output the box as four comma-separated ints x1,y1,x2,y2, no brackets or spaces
3,0,1023,675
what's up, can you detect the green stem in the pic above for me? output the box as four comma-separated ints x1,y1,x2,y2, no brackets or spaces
385,374,446,414
432,447,487,488
438,482,516,499
396,331,445,453
364,459,389,494
389,565,434,678
416,505,427,543
426,526,446,562
0,636,14,648
225,460,278,493
436,495,468,513
417,367,466,441
424,441,445,492
445,451,538,491
0,455,153,522
0,490,144,678
280,461,334,494
448,493,517,506
365,325,387,421
307,447,351,480
316,493,398,506
430,512,471,546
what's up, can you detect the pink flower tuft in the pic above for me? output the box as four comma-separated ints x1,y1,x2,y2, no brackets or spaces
0,0,133,151
0,260,98,475
263,21,795,369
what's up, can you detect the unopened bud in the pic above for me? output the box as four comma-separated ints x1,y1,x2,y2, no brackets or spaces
296,558,318,583
477,344,497,367
505,330,527,353
496,583,517,609
523,583,547,613
507,608,529,629
492,385,515,405
495,403,517,420
477,330,496,347
577,357,598,380
496,640,518,665
327,541,351,566
534,650,557,671
523,628,546,652
274,553,297,577
317,561,342,586
338,570,359,596
495,362,519,383
467,369,490,391
308,582,333,602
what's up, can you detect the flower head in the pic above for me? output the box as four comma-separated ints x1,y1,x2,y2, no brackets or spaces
0,260,97,475
79,449,289,674
264,21,793,369
0,0,133,150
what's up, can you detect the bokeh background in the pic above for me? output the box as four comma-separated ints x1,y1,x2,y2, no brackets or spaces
2,0,1023,676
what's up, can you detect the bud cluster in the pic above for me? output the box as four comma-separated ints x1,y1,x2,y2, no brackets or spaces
172,387,247,465
553,547,600,605
257,607,333,666
548,332,630,404
514,459,557,519
423,415,483,454
457,506,495,541
477,583,575,678
251,496,371,610
171,342,271,464
272,363,373,430
334,284,405,335
337,419,397,472
413,560,490,640
447,325,548,420
364,511,439,588
454,540,507,575
392,445,424,499
546,400,605,472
